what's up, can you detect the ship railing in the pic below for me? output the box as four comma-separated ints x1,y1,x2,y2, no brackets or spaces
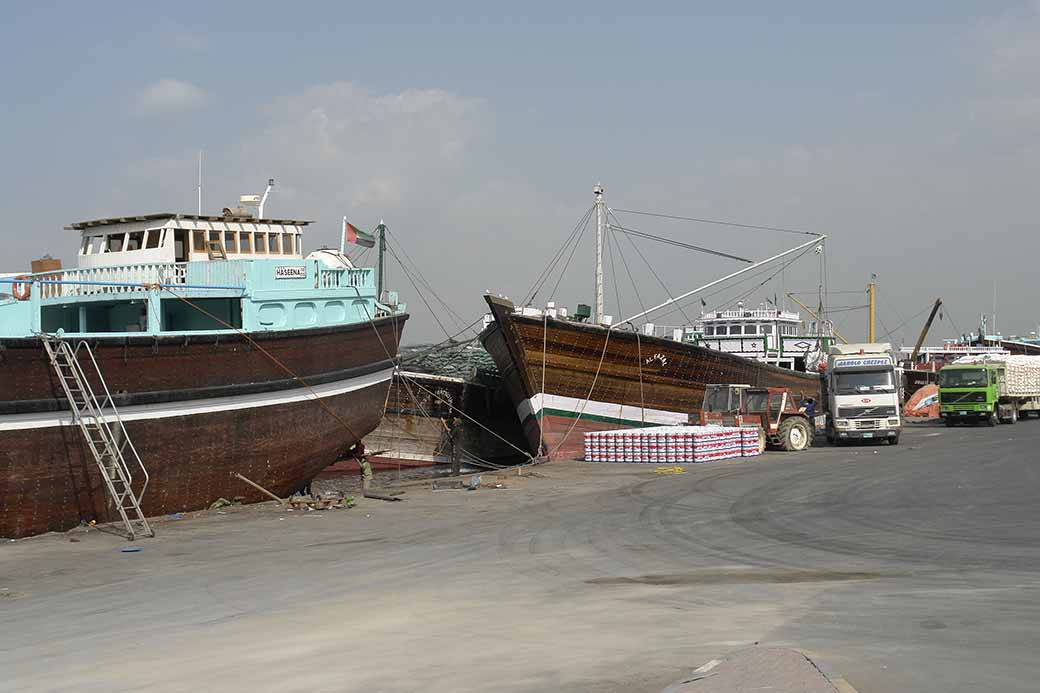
29,261,247,300
701,337,771,356
318,266,374,290
639,324,698,341
700,308,801,321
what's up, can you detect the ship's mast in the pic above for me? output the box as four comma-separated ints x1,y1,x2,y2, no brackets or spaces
594,184,605,323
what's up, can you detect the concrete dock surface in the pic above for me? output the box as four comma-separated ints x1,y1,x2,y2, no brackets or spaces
3,422,1040,692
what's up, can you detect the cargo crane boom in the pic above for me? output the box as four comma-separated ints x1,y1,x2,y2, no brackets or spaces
910,298,943,365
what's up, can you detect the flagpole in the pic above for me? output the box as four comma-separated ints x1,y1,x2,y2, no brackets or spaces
340,216,347,255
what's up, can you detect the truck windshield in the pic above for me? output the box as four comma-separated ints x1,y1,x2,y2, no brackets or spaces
939,368,987,388
834,370,894,394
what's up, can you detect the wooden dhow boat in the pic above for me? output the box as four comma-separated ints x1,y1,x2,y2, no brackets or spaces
0,186,406,538
479,185,824,460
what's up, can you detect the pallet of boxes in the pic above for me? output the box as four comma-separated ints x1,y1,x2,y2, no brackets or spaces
583,425,761,464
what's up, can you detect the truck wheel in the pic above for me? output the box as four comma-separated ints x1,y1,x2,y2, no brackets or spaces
1008,407,1018,424
986,413,997,427
889,433,900,446
778,417,812,451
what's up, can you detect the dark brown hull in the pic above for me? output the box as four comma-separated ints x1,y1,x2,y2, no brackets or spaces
0,317,404,412
0,315,406,538
480,296,820,460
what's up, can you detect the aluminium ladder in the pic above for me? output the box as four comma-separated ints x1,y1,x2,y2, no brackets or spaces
42,336,154,540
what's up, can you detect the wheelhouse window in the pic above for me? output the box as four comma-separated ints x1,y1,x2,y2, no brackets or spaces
105,234,125,252
267,233,280,254
729,325,741,335
704,326,715,336
224,231,237,253
193,231,206,252
239,232,252,253
208,231,221,249
145,229,163,249
125,231,144,251
282,233,293,254
255,233,267,253
744,325,756,335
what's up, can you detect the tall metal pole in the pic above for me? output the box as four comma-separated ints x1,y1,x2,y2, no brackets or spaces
593,184,605,323
197,150,202,215
377,220,386,298
868,274,876,343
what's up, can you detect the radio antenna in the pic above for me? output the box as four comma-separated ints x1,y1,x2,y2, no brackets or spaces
197,150,203,215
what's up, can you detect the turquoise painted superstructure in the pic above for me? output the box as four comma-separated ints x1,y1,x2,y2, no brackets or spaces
0,257,402,339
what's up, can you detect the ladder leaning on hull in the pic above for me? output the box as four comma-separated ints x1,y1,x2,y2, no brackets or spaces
41,336,154,540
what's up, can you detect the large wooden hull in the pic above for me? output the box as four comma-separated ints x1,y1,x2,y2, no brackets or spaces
479,296,820,460
0,315,406,538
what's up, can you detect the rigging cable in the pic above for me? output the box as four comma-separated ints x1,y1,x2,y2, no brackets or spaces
385,243,456,343
647,243,815,324
607,209,695,327
610,208,819,237
547,209,594,302
547,325,614,458
607,222,753,263
611,225,650,322
605,226,624,320
398,315,487,365
354,298,538,465
523,205,595,306
385,228,470,332
880,303,934,344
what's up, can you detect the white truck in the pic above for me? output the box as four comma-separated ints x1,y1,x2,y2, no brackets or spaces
824,343,902,445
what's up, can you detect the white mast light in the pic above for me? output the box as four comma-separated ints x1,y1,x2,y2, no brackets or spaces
258,178,275,219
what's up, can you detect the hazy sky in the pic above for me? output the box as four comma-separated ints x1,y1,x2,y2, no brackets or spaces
3,2,1039,345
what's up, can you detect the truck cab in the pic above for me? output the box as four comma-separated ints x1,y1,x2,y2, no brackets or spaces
700,384,751,426
938,363,1000,425
825,343,902,445
938,356,1040,425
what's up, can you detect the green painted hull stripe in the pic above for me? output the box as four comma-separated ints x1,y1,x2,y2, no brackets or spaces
535,407,667,427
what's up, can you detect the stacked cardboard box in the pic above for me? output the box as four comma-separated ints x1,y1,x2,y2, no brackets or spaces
584,425,759,463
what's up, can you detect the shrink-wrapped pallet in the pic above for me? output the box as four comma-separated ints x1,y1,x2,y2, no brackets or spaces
740,427,762,457
953,354,1040,397
585,425,748,464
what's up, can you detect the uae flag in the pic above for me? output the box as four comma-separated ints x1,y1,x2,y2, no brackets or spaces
344,220,376,248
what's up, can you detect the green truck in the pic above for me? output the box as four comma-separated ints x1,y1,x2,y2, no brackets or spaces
938,355,1040,426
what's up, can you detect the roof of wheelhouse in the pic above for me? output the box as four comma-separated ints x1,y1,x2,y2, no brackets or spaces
65,213,314,230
